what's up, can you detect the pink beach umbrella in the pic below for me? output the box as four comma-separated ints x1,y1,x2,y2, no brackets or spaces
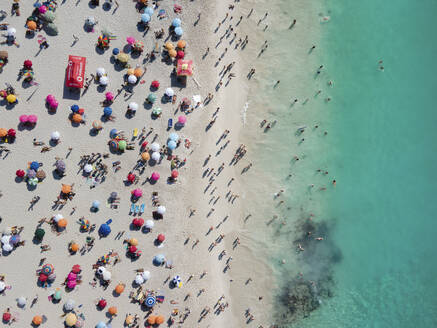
67,272,77,281
39,5,47,13
19,115,28,123
105,92,114,102
67,280,77,289
132,188,142,198
178,115,187,125
49,99,59,109
27,115,38,124
151,172,160,181
46,94,55,103
126,36,136,45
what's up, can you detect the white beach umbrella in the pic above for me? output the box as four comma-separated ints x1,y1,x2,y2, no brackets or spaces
51,131,60,140
0,281,5,292
157,206,166,215
128,102,138,111
135,274,144,285
64,299,75,311
102,270,111,281
127,75,137,84
151,152,160,161
99,76,109,86
17,296,27,307
165,88,174,97
145,220,154,229
151,142,160,152
1,235,11,245
141,271,151,281
97,266,106,275
2,243,13,252
83,164,93,173
96,67,106,77
53,213,63,223
7,27,16,37
85,16,96,25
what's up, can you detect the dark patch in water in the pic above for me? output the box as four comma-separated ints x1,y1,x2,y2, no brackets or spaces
272,218,341,326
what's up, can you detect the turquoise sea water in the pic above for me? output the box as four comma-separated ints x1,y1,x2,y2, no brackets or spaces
240,0,437,326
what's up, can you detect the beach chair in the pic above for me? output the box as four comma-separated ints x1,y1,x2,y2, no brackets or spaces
135,205,140,215
133,128,138,138
168,119,173,129
130,203,135,214
139,204,145,214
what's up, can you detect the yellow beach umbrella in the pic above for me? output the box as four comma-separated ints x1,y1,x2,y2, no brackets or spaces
165,41,174,50
65,313,77,326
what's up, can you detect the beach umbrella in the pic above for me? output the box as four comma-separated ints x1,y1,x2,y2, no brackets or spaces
35,228,45,240
176,50,185,59
97,267,106,276
109,140,118,150
126,36,135,45
72,113,82,124
109,129,118,138
28,177,38,186
151,152,160,161
105,92,114,102
30,161,40,171
38,273,48,283
172,275,182,287
1,243,12,252
128,102,138,111
114,283,125,294
132,218,144,228
57,218,68,229
151,172,160,181
97,299,107,309
70,104,79,112
153,254,165,265
46,94,55,103
102,270,112,281
54,289,62,300
108,306,117,316
157,234,165,243
156,315,165,325
135,274,144,285
70,243,79,253
151,142,160,152
84,164,93,174
17,296,27,307
171,170,179,179
1,235,10,246
168,49,177,58
92,120,103,130
51,131,60,140
128,75,137,84
47,273,56,281
141,13,151,23
178,115,187,124
65,313,77,326
67,280,77,289
32,315,43,326
92,200,100,209
129,237,138,246
141,152,150,161
177,40,186,49
2,311,11,322
175,27,183,36
42,264,54,275
128,245,137,253
145,7,154,15
96,67,106,77
152,107,162,116
145,220,154,229
16,169,25,178
19,115,28,123
172,18,181,27
64,299,75,311
127,173,136,183
27,169,37,178
55,160,66,172
167,140,177,150
125,315,134,326
132,188,142,198
103,107,112,116
28,114,38,124
6,94,16,103
61,184,72,194
147,93,157,103
142,271,151,280
169,133,179,141
118,140,127,151
7,27,16,37
99,76,109,86
165,41,174,50
134,67,143,77
42,11,56,22
8,128,16,137
96,322,107,328
147,316,156,325
85,16,96,25
53,214,63,222
0,128,7,138
157,205,166,215
116,53,129,63
98,219,112,237
72,264,81,274
145,295,156,307
110,192,118,199
165,88,174,97
151,80,160,88
36,169,46,180
46,23,59,36
39,5,47,13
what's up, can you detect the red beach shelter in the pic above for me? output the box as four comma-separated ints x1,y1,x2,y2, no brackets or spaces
66,55,86,88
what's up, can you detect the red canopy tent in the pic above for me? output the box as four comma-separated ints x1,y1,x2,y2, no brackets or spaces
66,55,86,88
176,59,193,77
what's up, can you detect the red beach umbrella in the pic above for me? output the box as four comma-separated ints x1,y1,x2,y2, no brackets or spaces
151,80,160,88
176,50,185,59
129,245,137,253
127,173,136,183
8,128,16,137
71,264,81,274
16,169,25,178
2,312,11,322
24,60,33,69
171,170,179,178
157,234,165,243
132,218,144,227
97,299,107,309
38,273,48,282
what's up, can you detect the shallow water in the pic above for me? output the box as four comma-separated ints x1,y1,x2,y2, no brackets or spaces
240,0,437,326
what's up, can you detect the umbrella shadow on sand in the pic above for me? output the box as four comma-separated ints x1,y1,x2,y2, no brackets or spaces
62,84,81,101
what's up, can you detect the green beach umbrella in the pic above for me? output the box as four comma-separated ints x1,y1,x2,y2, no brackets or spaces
147,93,157,103
42,11,56,23
118,140,127,151
35,228,45,240
28,177,38,186
54,290,62,300
45,23,58,36
152,107,162,115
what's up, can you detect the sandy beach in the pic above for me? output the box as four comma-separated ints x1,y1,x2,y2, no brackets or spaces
0,0,274,327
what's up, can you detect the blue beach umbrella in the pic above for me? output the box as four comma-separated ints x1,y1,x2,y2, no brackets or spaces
172,18,181,27
144,7,154,16
92,200,100,209
141,13,151,23
109,128,118,138
169,132,179,141
96,322,107,328
112,48,120,55
27,169,37,178
174,27,183,36
103,107,112,116
153,254,165,266
71,104,79,113
98,219,112,237
167,140,177,150
30,161,40,171
145,295,156,307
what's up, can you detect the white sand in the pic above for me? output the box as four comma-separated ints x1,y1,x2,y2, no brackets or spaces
0,0,273,327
